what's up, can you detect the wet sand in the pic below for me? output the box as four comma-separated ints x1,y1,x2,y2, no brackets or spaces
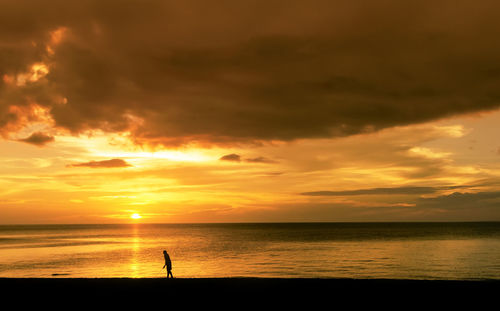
2,278,498,307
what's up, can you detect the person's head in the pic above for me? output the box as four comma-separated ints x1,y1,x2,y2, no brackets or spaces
163,250,167,254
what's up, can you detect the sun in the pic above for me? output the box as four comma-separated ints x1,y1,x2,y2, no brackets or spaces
130,213,142,220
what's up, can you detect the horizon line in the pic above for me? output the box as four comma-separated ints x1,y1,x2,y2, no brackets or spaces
1,220,499,226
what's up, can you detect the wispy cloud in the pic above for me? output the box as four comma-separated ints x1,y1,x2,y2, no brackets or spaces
18,132,54,146
219,154,241,162
67,158,132,168
301,186,468,196
219,154,277,164
245,157,277,164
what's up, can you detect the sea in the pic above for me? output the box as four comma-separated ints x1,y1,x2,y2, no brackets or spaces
1,223,499,280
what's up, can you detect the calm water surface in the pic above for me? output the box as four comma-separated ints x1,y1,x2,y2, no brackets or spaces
1,223,499,279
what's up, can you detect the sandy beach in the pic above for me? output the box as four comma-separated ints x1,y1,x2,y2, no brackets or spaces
2,278,499,307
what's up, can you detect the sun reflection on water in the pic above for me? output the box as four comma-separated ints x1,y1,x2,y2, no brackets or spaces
130,225,140,278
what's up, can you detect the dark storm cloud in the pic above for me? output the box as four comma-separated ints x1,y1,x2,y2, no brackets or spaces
68,158,131,168
3,0,500,145
18,131,54,146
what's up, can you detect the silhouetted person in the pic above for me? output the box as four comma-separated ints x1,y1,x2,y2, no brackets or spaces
163,250,173,278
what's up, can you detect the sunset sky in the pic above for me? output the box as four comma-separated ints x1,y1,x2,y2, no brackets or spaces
1,0,500,223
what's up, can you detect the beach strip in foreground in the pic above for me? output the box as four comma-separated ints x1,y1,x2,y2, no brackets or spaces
2,277,499,307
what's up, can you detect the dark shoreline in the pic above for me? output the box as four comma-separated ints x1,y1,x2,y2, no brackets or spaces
3,277,499,307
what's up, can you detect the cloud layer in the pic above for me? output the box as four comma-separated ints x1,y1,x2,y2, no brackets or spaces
2,0,500,146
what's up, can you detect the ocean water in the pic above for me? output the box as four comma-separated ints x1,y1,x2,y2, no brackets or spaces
0,223,499,280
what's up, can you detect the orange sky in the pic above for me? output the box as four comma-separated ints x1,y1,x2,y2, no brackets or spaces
1,1,500,223
1,110,499,223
